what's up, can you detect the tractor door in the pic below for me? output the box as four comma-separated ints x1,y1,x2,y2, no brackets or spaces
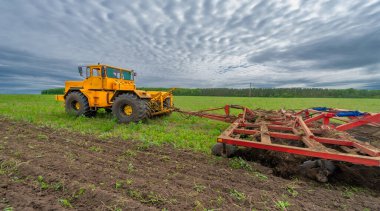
88,67,103,90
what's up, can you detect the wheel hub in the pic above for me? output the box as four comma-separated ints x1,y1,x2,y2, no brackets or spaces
123,105,133,116
75,102,80,110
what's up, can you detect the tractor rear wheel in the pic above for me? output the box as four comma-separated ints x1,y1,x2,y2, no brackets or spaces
144,100,153,118
112,93,149,123
65,91,95,117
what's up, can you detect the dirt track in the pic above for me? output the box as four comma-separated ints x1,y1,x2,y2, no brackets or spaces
0,117,379,210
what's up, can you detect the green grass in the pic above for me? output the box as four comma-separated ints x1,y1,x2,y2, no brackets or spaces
275,200,291,210
0,95,379,153
229,189,246,202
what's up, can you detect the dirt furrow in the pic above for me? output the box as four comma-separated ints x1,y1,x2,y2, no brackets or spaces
0,117,379,210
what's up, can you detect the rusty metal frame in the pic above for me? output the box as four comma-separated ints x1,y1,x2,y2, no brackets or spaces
176,105,380,166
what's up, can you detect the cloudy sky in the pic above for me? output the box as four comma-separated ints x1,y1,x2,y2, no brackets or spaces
1,0,380,93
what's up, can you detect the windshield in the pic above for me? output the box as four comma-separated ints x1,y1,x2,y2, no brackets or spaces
106,67,133,80
122,71,132,80
106,67,120,78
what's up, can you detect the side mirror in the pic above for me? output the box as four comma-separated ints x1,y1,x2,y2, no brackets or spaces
78,66,83,76
133,72,137,77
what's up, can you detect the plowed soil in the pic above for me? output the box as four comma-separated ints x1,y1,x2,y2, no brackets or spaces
0,117,379,211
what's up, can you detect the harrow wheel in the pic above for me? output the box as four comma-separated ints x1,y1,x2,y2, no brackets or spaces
211,143,237,158
112,93,149,123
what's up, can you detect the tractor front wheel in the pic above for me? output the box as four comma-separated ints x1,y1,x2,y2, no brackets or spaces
65,91,95,117
112,93,149,123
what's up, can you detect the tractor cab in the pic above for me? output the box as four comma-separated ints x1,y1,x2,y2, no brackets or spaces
78,64,136,91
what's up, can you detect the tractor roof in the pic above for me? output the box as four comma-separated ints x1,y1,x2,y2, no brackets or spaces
85,64,133,72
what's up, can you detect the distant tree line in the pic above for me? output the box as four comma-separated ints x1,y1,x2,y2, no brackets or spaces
41,87,380,98
41,88,65,95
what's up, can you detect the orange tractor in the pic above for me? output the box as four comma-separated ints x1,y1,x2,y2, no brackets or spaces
56,64,174,123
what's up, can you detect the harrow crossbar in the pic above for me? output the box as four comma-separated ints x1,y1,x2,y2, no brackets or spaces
176,105,380,166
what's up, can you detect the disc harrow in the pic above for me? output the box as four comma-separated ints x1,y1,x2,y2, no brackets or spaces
176,105,380,166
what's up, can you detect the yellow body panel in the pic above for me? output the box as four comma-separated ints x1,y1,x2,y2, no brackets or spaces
56,64,174,116
55,95,64,101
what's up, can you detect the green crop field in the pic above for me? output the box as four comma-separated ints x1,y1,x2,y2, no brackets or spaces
0,95,379,153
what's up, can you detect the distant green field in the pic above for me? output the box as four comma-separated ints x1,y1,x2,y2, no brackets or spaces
0,95,379,153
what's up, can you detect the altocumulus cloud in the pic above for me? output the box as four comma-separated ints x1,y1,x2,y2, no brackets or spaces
0,0,380,93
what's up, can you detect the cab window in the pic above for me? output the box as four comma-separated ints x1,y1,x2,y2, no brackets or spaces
122,71,132,80
106,67,121,78
92,68,100,77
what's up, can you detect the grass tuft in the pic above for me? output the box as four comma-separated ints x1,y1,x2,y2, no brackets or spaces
229,157,253,171
229,189,246,202
88,146,104,153
58,198,73,208
193,184,206,193
275,200,290,210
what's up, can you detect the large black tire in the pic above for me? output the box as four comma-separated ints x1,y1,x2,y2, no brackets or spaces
211,143,237,158
144,100,153,118
65,91,95,117
112,93,149,123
